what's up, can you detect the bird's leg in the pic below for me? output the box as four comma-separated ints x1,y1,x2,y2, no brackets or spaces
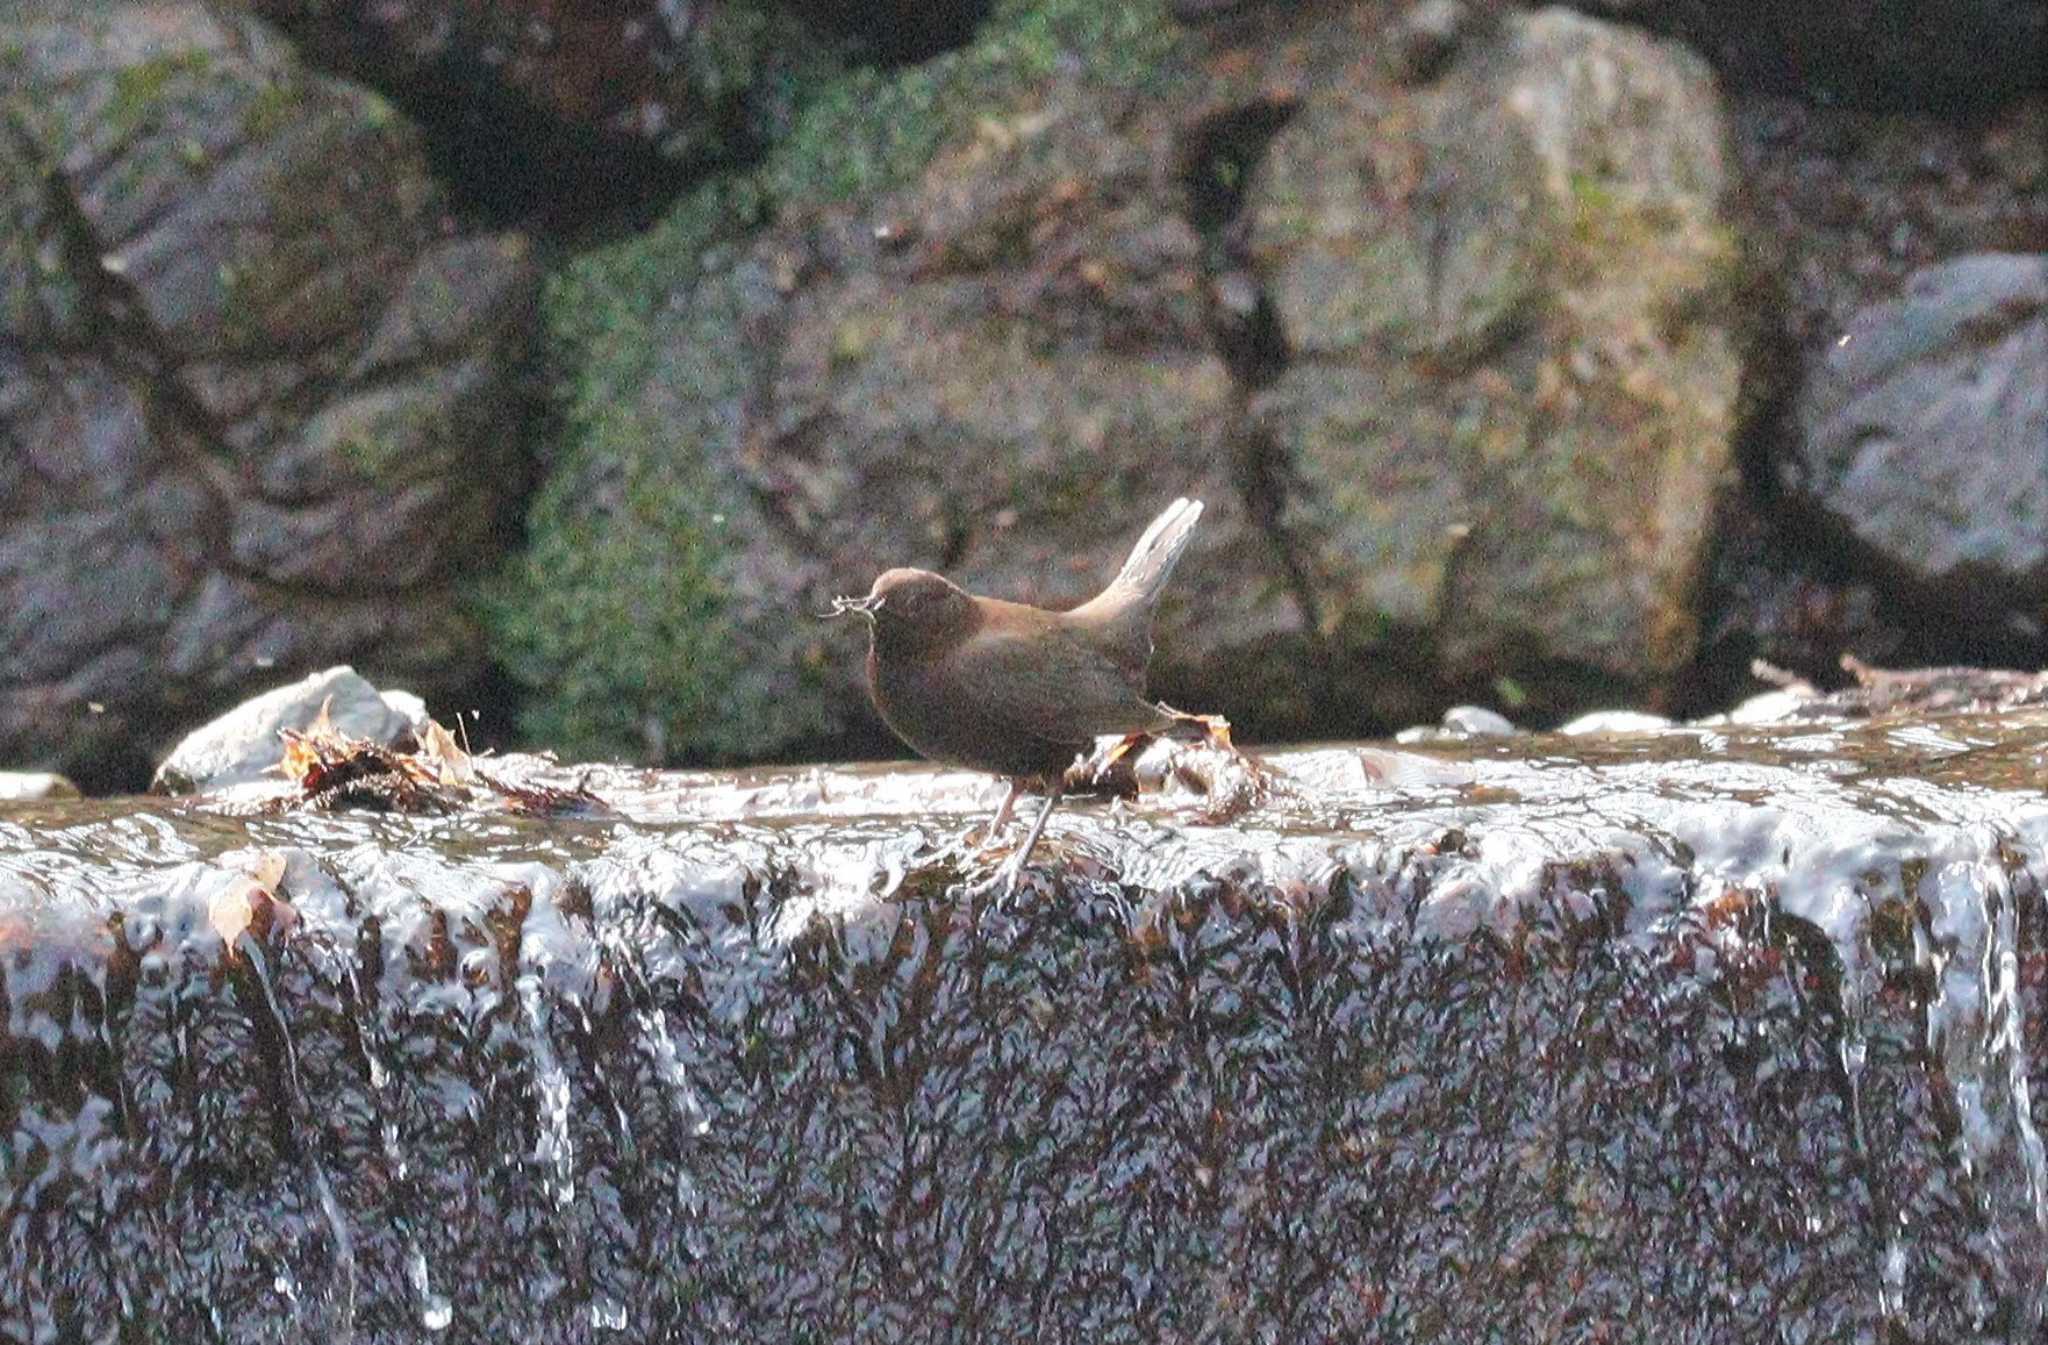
956,779,1020,854
988,785,1064,900
987,778,1021,836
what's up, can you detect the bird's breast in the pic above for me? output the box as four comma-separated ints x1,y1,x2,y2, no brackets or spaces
866,641,1080,779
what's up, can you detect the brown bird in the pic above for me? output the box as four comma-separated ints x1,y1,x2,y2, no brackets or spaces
831,498,1207,894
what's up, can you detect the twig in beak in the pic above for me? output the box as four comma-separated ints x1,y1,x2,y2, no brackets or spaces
820,594,879,620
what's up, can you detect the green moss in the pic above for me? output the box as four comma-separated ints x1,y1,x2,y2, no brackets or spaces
359,89,399,132
108,49,213,136
241,76,302,142
686,0,786,102
763,0,1183,205
482,453,741,763
334,392,455,480
550,176,768,359
484,177,777,763
338,433,400,480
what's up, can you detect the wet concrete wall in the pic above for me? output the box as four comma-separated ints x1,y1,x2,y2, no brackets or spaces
5,721,2048,1341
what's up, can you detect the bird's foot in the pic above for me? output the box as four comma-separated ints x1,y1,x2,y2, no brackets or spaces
962,788,1060,901
949,819,1017,860
964,850,1031,902
946,780,1022,858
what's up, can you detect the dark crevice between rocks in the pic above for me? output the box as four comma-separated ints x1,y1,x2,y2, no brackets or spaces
256,14,728,239
1231,415,1329,670
788,0,995,66
346,53,716,237
267,1,1000,241
1180,94,1399,739
31,149,240,515
1182,96,1297,390
458,312,577,762
1666,275,1810,716
63,740,158,800
452,653,543,761
1781,501,2046,668
1683,332,2048,718
1442,649,1647,730
1562,1,2048,118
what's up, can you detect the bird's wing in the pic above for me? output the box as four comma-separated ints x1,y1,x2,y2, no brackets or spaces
953,624,1173,745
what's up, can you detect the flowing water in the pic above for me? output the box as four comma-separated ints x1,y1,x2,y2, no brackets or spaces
4,712,2048,1341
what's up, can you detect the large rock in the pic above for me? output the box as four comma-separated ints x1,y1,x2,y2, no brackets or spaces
0,4,537,786
1784,253,2048,621
1246,7,1748,713
662,110,1303,749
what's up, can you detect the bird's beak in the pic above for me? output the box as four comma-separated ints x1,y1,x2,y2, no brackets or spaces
821,594,880,620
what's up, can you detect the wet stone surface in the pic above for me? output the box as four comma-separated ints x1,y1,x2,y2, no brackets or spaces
5,713,2048,1341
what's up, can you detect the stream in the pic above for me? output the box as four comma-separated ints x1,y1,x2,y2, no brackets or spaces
4,712,2048,1341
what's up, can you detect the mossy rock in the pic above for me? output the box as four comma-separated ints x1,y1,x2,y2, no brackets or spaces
485,180,825,762
0,3,539,782
490,0,1281,766
1247,8,1750,713
761,0,1186,207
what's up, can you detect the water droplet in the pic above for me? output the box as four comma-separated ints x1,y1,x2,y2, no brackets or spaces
407,1248,452,1331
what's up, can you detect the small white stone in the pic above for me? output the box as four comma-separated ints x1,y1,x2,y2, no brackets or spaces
0,771,81,801
1559,710,1674,735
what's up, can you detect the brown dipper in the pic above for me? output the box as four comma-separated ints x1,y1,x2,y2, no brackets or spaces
831,498,1207,894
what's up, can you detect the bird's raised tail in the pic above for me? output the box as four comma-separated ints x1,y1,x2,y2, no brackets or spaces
1102,497,1204,608
1064,498,1204,676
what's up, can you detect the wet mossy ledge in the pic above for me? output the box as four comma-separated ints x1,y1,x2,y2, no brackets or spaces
5,702,2048,1338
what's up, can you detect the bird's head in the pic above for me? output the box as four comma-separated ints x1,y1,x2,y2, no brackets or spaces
826,568,978,653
